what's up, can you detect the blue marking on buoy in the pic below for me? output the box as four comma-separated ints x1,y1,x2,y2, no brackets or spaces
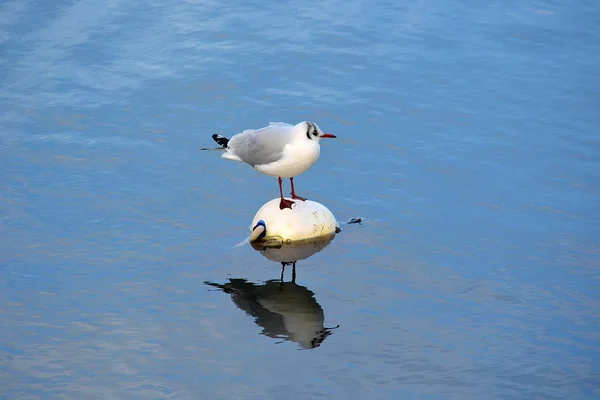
252,219,267,240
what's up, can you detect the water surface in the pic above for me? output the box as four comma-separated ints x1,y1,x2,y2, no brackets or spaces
1,0,599,399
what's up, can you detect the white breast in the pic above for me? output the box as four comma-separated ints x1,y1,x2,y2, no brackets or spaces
255,139,320,178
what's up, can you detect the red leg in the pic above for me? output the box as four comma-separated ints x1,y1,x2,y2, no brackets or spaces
290,177,307,201
278,177,294,210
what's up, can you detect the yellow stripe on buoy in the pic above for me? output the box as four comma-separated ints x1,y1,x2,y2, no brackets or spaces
251,233,336,263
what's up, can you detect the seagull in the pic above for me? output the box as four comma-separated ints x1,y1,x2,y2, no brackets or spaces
202,121,336,210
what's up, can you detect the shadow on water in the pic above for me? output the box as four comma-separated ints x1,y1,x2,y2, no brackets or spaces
206,234,339,350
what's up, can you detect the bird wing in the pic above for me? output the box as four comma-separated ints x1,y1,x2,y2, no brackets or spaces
227,122,296,167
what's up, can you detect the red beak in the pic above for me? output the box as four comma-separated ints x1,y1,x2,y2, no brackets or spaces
321,133,337,138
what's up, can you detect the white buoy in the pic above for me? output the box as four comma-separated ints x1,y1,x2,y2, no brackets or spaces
249,198,338,245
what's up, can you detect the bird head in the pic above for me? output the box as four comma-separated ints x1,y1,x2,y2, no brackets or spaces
300,121,336,141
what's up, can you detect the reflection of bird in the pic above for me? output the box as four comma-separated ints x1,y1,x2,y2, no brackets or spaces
202,121,336,210
206,278,338,349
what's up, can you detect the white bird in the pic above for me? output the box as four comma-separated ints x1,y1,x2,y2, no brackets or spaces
202,121,336,210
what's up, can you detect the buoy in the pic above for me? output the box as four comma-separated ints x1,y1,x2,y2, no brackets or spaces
249,198,338,245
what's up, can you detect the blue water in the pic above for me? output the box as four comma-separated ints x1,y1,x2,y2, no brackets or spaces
1,0,599,399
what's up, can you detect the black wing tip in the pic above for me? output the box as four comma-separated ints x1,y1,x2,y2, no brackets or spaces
212,134,229,148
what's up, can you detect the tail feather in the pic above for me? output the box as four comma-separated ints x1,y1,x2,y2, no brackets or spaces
212,134,229,148
200,134,230,151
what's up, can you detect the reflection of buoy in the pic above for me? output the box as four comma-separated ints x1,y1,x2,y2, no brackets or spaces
249,198,338,245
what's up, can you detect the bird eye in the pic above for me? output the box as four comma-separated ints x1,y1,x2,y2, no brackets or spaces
312,129,318,136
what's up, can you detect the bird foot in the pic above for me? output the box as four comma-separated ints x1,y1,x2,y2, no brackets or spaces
279,198,295,210
291,194,307,201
